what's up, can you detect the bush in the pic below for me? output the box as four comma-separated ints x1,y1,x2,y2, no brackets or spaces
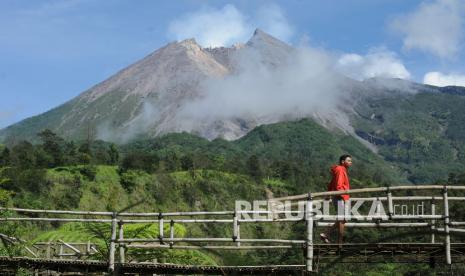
120,170,140,193
120,152,158,173
80,165,97,181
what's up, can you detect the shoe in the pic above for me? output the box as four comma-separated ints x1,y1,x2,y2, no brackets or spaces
320,233,330,243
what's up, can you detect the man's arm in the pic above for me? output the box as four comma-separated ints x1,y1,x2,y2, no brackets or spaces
335,167,348,191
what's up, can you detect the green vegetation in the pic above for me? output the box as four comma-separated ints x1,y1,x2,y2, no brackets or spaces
32,222,216,265
0,115,464,273
353,92,465,184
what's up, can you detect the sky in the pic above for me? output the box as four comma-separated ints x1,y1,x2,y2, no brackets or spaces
1,0,465,129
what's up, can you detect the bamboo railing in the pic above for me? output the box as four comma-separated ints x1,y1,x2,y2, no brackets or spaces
0,185,464,273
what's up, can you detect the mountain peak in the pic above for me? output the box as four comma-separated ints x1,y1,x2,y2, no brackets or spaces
178,38,199,46
174,38,203,51
252,28,269,37
150,38,202,58
249,28,277,42
246,28,291,50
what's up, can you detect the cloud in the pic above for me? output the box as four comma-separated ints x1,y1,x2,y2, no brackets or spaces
390,0,464,59
168,5,252,48
423,71,465,87
170,42,359,140
167,4,294,47
182,46,338,119
336,48,411,80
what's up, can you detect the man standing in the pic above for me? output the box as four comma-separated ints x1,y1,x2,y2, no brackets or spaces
320,154,352,244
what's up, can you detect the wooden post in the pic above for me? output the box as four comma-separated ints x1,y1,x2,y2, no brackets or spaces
305,193,314,272
59,243,63,259
237,220,241,247
387,189,393,220
443,187,451,265
46,242,51,259
431,201,435,244
233,212,239,246
118,221,125,264
169,220,175,248
159,214,164,244
108,213,117,273
86,240,91,256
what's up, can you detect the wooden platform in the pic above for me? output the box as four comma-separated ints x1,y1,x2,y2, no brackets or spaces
311,242,465,264
1,243,465,274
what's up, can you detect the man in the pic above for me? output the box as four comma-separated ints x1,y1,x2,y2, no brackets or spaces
320,154,352,244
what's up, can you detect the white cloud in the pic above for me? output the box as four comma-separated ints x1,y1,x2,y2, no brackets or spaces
336,48,411,80
168,5,252,48
167,4,294,47
390,0,464,59
423,71,465,87
180,46,338,119
169,43,362,140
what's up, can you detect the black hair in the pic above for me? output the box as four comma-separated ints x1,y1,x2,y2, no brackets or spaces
339,154,352,164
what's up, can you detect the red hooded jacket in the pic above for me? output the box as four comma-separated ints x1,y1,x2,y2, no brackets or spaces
327,165,350,201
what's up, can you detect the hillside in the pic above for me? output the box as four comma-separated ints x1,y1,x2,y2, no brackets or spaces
353,86,465,183
121,118,407,190
1,118,464,273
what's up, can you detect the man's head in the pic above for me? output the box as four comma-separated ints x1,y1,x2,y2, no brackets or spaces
339,154,352,168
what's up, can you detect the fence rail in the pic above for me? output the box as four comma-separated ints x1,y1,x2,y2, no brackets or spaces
0,185,464,274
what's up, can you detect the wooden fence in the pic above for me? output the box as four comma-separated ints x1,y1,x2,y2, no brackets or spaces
0,185,464,273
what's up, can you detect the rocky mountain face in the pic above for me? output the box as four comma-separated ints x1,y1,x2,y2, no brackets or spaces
0,29,463,149
0,29,294,143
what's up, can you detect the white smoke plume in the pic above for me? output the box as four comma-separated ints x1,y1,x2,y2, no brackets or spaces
424,71,465,87
191,48,337,118
172,43,354,139
96,39,416,143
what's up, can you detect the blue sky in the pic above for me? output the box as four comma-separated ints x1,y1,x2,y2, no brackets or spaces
1,0,464,129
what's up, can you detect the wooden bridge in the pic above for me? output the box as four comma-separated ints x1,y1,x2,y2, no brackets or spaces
0,185,464,274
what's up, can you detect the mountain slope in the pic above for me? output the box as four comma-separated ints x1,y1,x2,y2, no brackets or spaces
0,29,295,143
1,38,232,143
2,28,465,170
121,118,407,190
353,84,465,183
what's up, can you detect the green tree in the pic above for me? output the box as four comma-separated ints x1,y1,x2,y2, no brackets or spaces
63,141,78,165
247,155,263,182
37,129,65,167
78,141,91,155
0,167,9,188
34,147,54,168
10,141,36,169
120,152,158,173
181,155,194,171
0,147,10,166
165,151,181,172
108,144,119,165
15,168,48,193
